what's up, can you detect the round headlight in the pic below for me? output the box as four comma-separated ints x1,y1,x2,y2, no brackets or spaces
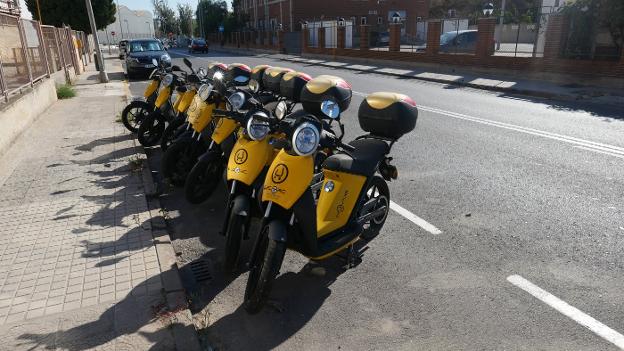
162,74,173,86
274,101,287,120
213,71,224,81
198,84,212,100
248,79,259,93
246,112,270,141
320,99,340,119
228,92,246,110
292,122,320,156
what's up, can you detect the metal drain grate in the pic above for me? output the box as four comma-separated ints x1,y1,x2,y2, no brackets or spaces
189,260,212,282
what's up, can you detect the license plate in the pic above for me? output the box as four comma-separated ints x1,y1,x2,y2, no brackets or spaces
144,64,154,68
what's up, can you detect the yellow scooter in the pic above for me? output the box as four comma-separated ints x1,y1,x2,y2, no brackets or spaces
120,58,165,133
219,70,312,272
243,76,418,314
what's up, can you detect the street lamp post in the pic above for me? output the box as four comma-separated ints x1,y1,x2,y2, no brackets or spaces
146,21,152,37
124,19,130,38
85,0,108,82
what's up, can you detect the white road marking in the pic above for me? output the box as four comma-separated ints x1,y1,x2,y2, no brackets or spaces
507,275,624,350
389,201,442,235
354,90,624,159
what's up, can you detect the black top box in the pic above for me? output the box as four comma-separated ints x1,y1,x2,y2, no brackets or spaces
300,75,352,117
250,64,271,90
280,71,312,102
358,92,418,140
224,63,251,86
263,67,294,94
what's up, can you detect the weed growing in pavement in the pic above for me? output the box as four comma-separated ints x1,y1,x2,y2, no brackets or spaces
128,155,144,173
115,112,122,123
56,84,76,99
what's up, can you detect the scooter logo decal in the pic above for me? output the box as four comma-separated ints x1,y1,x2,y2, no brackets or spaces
234,149,248,164
271,164,289,184
336,190,349,217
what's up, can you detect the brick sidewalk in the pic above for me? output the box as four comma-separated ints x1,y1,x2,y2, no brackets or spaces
0,58,198,350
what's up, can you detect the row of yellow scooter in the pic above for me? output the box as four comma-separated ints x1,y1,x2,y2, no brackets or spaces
120,58,418,313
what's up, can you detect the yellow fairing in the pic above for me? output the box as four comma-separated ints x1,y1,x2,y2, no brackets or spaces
211,117,238,144
316,170,366,237
144,79,159,98
227,137,273,185
262,150,314,210
155,86,171,108
176,90,196,113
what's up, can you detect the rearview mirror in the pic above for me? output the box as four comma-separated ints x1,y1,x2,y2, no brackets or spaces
183,58,193,68
152,58,158,67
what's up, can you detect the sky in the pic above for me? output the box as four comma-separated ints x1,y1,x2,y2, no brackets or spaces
19,0,232,20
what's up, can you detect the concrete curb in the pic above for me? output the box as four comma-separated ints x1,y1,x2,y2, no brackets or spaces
123,87,202,351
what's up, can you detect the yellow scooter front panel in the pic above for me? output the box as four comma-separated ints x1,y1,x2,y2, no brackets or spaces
172,92,182,111
211,117,238,144
176,90,196,113
144,79,159,98
155,86,171,108
262,150,314,210
188,99,218,133
227,137,273,185
316,170,366,237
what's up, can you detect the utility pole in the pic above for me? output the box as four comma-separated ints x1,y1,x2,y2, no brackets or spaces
85,0,109,82
116,0,124,39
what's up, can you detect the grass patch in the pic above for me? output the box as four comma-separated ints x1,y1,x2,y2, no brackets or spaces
56,84,76,99
128,155,144,173
115,112,122,123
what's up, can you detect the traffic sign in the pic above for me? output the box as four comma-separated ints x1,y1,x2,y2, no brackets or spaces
111,31,115,36
218,25,224,33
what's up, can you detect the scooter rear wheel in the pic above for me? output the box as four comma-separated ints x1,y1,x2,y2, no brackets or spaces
137,113,165,147
244,227,286,314
184,152,223,204
121,100,150,133
360,175,390,240
161,138,194,187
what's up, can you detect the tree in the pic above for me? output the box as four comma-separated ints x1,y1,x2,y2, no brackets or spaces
196,0,227,36
177,3,194,36
25,0,116,33
153,0,178,36
561,0,624,58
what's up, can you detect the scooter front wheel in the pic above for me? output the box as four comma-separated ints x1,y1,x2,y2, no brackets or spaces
223,208,246,272
244,225,286,314
184,152,223,204
160,118,185,151
121,100,151,133
137,113,165,147
161,138,194,187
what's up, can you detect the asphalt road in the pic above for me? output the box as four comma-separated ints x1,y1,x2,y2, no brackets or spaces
129,49,624,351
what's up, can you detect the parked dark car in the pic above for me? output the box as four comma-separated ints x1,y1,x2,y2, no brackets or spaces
124,39,171,78
439,30,479,54
188,39,209,53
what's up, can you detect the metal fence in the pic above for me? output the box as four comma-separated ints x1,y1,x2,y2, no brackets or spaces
0,13,91,103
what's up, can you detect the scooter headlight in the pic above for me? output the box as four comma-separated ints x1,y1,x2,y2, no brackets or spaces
320,99,340,119
274,101,287,120
248,79,260,93
246,112,270,141
228,92,246,110
292,122,319,156
162,73,174,86
198,84,213,101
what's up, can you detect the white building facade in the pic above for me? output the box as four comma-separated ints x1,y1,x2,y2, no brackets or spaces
96,5,154,44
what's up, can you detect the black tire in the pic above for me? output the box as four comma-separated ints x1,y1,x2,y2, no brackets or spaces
244,227,286,314
137,112,165,147
184,153,223,204
121,100,151,133
161,138,195,187
223,207,246,272
360,176,390,240
160,117,185,151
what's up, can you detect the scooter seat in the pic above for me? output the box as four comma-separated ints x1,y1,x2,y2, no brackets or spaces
323,138,389,176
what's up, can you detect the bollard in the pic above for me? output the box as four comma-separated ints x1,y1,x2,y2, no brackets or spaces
94,53,99,71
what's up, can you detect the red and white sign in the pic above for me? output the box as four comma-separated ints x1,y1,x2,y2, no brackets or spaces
111,31,116,36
